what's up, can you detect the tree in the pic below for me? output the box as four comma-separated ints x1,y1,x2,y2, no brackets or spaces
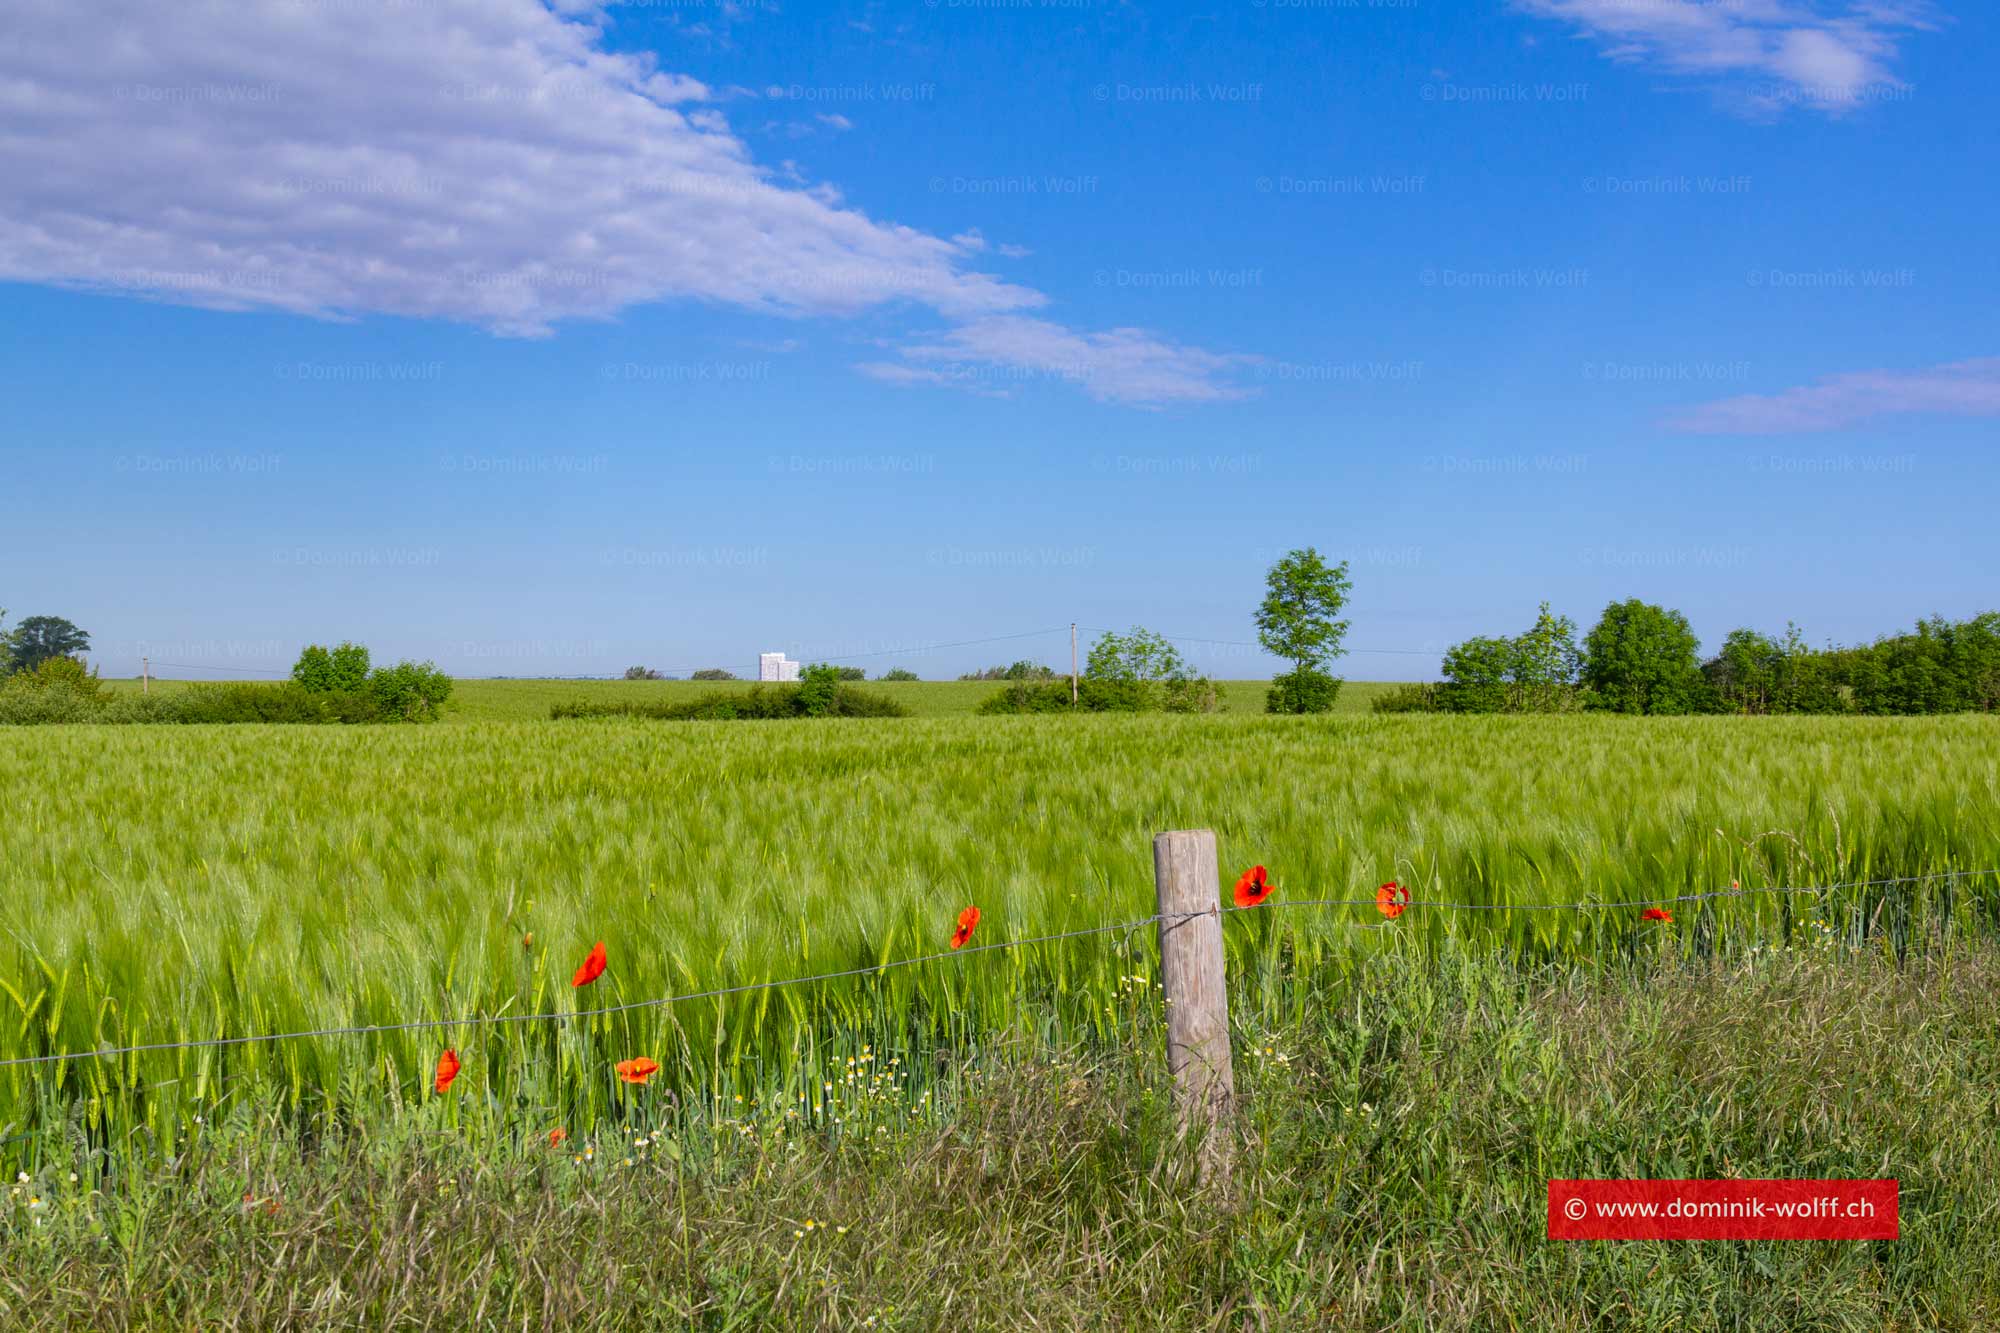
1581,600,1704,714
1704,628,1780,713
1256,548,1351,714
878,668,920,681
691,668,736,681
7,615,90,674
623,666,664,681
292,642,371,693
1439,635,1514,712
1509,602,1582,711
1085,627,1215,712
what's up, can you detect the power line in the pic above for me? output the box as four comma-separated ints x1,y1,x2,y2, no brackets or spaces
143,661,292,676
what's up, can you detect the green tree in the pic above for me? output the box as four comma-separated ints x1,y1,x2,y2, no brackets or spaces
1439,635,1514,712
1509,602,1582,711
1704,628,1780,713
1256,548,1351,714
7,615,90,674
1581,599,1704,714
878,668,920,682
622,666,664,681
1085,627,1209,711
292,642,371,693
690,668,737,681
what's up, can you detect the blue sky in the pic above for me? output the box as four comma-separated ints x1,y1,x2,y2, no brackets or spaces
2,0,1993,681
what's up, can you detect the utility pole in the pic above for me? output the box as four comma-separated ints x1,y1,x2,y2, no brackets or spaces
142,656,150,695
1070,622,1078,706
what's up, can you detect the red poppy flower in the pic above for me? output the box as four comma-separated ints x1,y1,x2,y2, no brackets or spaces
1376,881,1409,919
1233,865,1274,908
616,1057,661,1085
1642,907,1674,923
950,905,980,950
434,1048,461,1094
572,940,608,988
547,1127,569,1148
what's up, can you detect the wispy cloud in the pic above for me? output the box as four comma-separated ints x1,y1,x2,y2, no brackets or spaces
861,316,1264,408
0,0,1252,406
1516,0,1940,113
1670,356,2000,432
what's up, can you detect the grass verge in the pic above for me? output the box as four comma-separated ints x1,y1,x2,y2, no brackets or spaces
5,942,1996,1330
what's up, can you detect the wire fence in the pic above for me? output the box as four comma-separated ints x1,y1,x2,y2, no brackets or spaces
3,869,1990,1075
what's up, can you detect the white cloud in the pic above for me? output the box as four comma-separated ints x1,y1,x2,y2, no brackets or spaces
861,316,1264,408
1670,356,2000,432
0,0,1253,405
1516,0,1938,113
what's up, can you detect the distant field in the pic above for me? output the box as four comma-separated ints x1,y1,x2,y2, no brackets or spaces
103,676,1408,719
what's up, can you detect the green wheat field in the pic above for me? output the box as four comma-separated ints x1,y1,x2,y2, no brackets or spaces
6,689,2000,1327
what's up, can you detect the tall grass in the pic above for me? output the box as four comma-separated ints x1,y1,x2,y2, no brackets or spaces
3,711,1997,1159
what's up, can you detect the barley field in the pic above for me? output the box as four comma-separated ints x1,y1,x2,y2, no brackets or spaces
5,705,1997,1151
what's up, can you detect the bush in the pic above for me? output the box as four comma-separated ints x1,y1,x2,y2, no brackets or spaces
1371,684,1442,714
368,660,453,721
0,680,102,724
1265,668,1340,715
690,668,737,681
977,680,1079,714
959,661,1056,682
878,668,920,682
976,676,1223,715
552,683,906,721
623,666,664,681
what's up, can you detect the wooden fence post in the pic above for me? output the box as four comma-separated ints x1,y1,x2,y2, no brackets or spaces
1153,828,1235,1180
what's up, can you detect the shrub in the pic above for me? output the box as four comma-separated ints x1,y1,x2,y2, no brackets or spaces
690,668,737,681
552,683,906,721
0,680,102,724
1265,668,1340,715
796,665,840,717
368,661,453,722
1371,683,1442,714
960,661,1056,682
977,680,1077,714
976,676,1221,715
878,668,920,682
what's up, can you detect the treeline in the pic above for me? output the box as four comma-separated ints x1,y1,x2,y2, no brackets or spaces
0,638,452,725
1376,601,2000,716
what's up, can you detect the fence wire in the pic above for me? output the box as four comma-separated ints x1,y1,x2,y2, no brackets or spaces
1,868,1991,1073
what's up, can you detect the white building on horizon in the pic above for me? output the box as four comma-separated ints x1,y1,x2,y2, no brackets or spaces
758,651,801,683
